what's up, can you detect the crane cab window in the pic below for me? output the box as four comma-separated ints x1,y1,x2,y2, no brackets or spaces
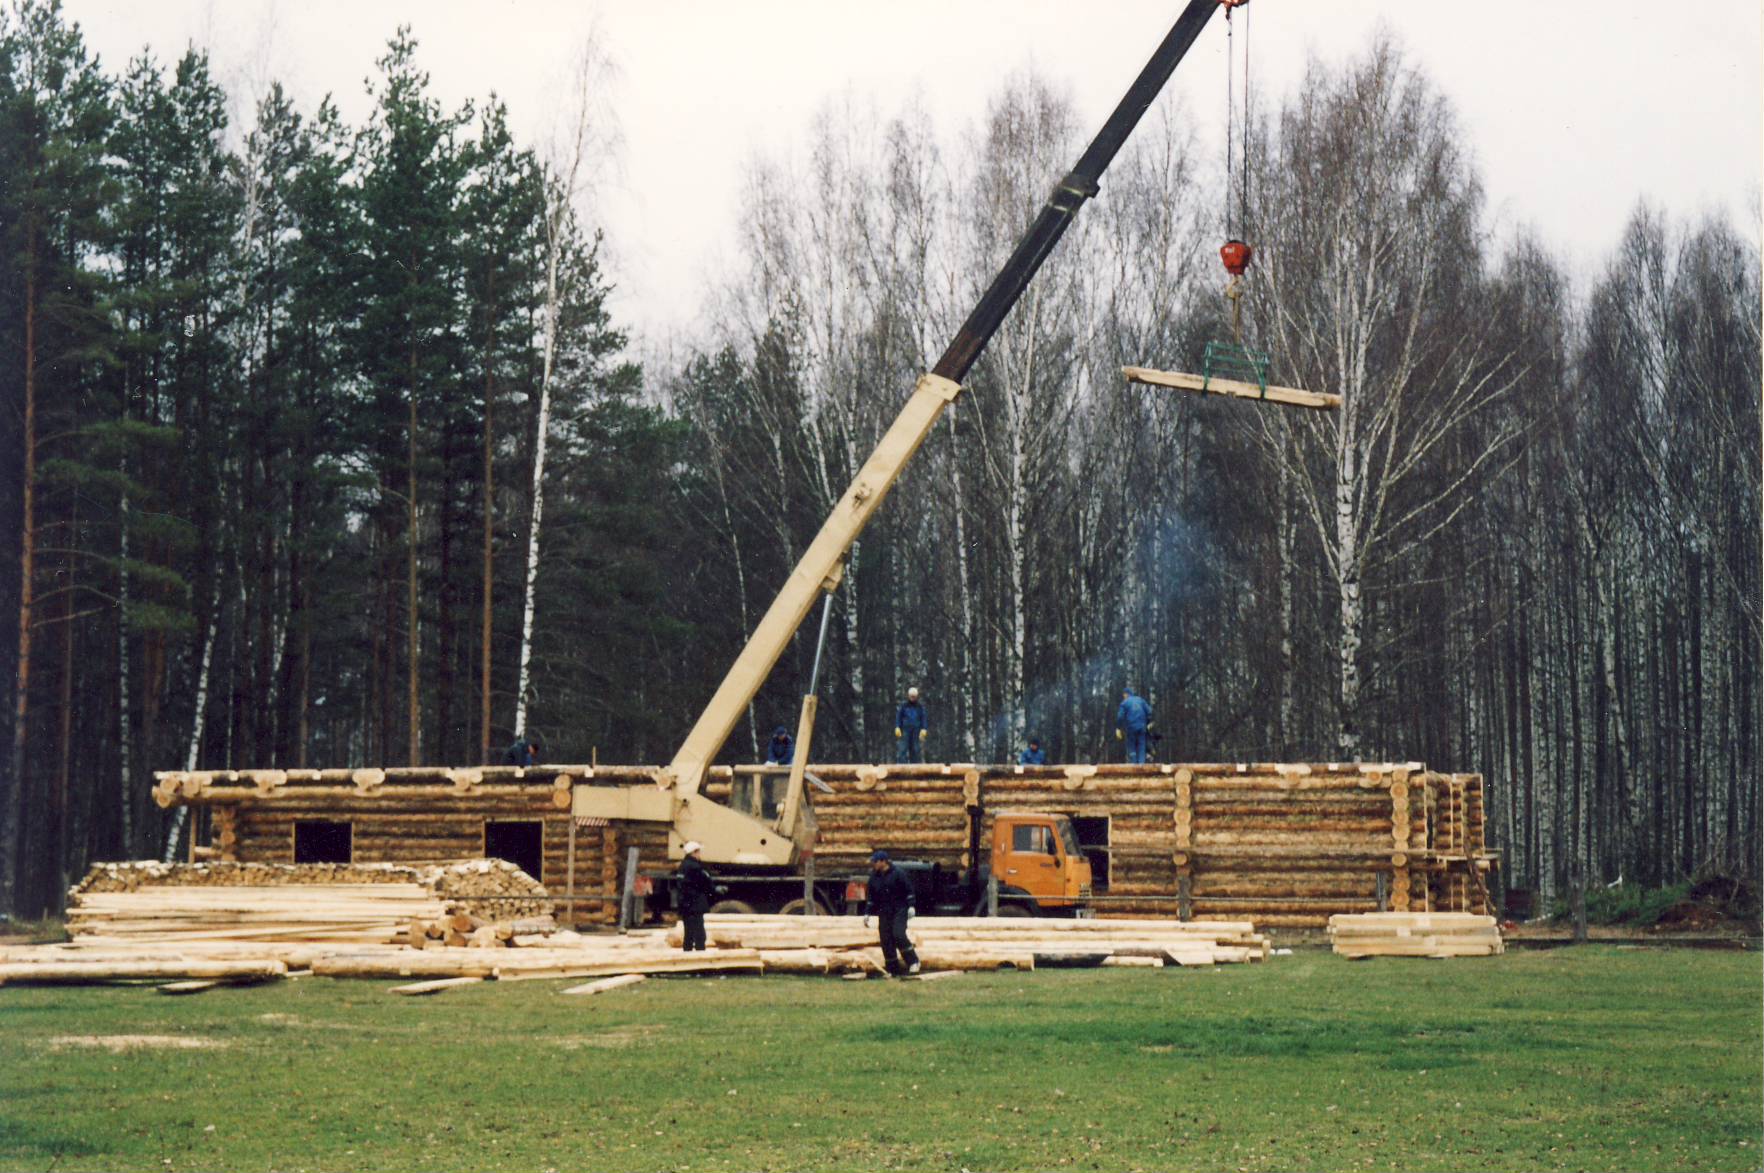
731,774,787,821
293,820,352,864
1012,823,1055,856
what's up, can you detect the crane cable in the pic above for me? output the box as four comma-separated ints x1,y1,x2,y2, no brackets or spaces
1223,3,1253,239
1240,3,1251,239
1225,9,1235,241
1221,2,1253,339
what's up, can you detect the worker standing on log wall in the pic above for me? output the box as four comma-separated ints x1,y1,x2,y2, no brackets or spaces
1116,689,1153,764
1020,737,1048,765
677,841,714,952
894,687,928,763
864,850,920,976
766,725,794,765
503,734,541,767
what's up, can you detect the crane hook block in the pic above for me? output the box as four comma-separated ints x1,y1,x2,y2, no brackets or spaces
1218,0,1249,9
1220,239,1253,277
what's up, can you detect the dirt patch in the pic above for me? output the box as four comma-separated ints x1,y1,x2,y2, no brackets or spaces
551,1025,664,1050
48,1034,230,1052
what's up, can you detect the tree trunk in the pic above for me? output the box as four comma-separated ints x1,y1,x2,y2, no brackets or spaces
6,242,38,911
1335,438,1363,762
515,204,562,739
407,351,421,767
1277,458,1296,753
481,352,495,764
160,612,216,864
117,491,132,860
948,412,976,762
53,584,73,913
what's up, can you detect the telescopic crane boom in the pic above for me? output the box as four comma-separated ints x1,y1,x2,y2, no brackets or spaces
575,0,1229,865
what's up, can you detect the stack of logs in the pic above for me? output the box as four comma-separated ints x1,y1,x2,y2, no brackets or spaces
1327,912,1505,958
71,859,551,921
406,913,560,948
664,914,1269,971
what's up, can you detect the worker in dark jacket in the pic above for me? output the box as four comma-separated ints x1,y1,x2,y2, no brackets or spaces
1115,688,1152,764
1019,737,1047,766
503,734,540,768
863,849,920,975
677,841,715,952
894,687,928,763
767,725,794,765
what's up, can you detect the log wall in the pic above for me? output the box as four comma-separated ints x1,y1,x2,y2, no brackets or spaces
158,760,1496,927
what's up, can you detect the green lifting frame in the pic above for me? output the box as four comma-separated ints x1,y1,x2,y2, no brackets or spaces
1201,340,1272,396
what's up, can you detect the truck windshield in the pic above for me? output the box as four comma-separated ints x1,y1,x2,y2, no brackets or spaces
1056,820,1082,859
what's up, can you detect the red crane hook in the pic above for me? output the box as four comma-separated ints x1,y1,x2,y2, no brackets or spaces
1220,238,1253,277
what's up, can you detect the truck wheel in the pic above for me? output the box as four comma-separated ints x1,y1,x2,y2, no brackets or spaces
996,904,1033,918
708,899,755,916
778,898,829,916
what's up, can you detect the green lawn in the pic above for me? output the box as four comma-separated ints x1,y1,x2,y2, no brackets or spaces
2,946,1758,1172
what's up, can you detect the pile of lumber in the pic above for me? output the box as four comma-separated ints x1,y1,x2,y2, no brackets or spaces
1,908,1268,988
68,884,447,945
1327,912,1504,958
664,914,1269,970
71,859,551,921
0,938,760,985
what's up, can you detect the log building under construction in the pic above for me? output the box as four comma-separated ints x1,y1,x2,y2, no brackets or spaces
154,761,1496,929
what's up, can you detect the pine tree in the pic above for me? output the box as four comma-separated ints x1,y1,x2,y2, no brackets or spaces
356,28,471,765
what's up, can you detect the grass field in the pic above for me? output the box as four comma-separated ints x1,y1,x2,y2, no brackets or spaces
2,946,1759,1172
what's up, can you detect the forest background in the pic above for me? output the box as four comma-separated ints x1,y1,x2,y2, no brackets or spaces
0,0,1757,917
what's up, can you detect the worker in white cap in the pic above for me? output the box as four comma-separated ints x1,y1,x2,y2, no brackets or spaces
677,840,714,951
894,686,928,763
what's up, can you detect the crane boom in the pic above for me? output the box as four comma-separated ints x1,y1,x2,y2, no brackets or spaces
578,0,1226,865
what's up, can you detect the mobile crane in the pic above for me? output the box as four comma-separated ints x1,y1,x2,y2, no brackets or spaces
574,0,1236,913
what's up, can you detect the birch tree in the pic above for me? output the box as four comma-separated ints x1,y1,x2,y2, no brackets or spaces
515,35,619,740
1247,37,1527,759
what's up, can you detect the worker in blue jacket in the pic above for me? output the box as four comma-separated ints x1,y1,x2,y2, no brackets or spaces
766,725,794,765
894,687,928,763
863,850,920,976
503,734,540,768
1019,737,1047,766
1115,688,1153,764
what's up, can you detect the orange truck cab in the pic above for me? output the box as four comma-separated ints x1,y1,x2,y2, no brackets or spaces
840,809,1094,919
988,811,1093,915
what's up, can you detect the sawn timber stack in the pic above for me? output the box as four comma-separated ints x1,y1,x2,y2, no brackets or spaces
1327,912,1505,958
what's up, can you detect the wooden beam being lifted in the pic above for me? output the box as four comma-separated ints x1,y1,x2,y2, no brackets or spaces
1124,365,1341,411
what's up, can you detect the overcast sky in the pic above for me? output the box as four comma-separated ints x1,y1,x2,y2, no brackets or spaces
63,1,1764,350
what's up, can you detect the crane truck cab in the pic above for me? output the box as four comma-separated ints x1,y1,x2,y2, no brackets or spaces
987,811,1093,915
843,810,1094,918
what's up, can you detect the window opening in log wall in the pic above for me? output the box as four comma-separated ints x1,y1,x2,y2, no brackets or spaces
293,820,353,864
1070,816,1111,891
484,820,544,882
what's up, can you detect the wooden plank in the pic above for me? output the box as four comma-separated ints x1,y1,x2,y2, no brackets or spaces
562,974,648,996
156,980,221,995
1123,365,1340,411
0,959,287,983
390,976,485,996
